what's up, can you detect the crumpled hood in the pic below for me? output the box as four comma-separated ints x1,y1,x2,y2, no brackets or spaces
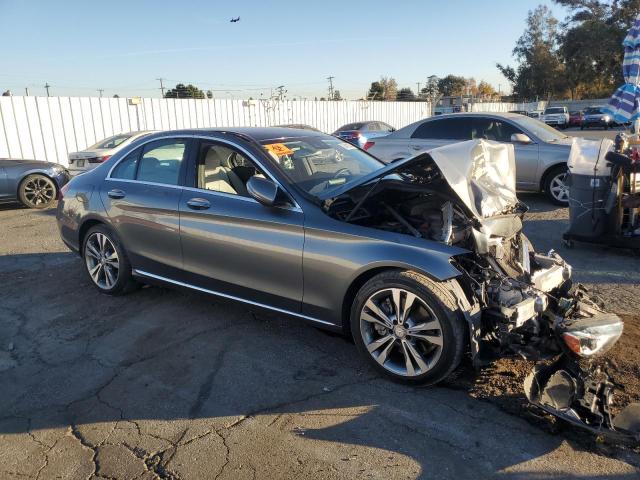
321,139,520,221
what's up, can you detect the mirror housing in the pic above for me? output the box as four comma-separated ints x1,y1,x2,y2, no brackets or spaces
511,133,533,144
247,176,280,207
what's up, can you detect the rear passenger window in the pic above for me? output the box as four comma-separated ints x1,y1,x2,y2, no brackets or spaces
411,118,472,140
136,140,186,185
111,148,140,180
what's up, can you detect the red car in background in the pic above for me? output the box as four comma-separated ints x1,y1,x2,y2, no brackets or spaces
569,110,583,127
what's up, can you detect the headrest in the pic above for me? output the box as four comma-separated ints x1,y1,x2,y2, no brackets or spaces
204,148,223,168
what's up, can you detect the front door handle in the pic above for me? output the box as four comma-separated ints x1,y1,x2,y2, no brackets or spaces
186,198,211,210
107,189,126,199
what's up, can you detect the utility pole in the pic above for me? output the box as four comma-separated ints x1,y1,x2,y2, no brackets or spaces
156,78,166,97
25,87,29,96
416,82,421,98
327,76,334,100
44,83,51,97
97,89,104,98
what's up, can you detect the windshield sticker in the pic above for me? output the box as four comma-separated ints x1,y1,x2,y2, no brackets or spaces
264,143,294,157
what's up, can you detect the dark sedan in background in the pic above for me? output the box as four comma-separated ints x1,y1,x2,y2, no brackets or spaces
333,121,395,148
0,159,70,208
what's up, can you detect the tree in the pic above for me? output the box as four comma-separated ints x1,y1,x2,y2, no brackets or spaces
497,5,567,100
113,94,120,98
420,76,440,102
476,81,497,98
396,87,416,101
437,75,467,97
206,90,213,99
332,89,342,100
379,76,398,101
164,83,206,99
2,90,11,96
367,81,384,100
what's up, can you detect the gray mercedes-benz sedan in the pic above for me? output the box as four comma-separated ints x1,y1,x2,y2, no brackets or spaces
56,128,640,439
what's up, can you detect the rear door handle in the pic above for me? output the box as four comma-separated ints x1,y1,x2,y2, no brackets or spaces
107,189,126,199
186,198,211,210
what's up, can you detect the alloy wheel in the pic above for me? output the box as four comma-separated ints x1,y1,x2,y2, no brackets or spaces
84,232,120,290
360,288,443,377
549,172,569,203
23,176,55,207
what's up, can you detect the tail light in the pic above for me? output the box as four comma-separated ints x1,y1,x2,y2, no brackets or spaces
59,182,70,199
88,155,111,164
363,141,375,151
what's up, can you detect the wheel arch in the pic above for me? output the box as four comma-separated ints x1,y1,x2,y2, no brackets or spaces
16,171,57,199
78,218,107,252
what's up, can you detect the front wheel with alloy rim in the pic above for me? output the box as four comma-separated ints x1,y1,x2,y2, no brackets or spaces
544,166,570,206
351,271,465,385
18,174,56,209
82,225,137,295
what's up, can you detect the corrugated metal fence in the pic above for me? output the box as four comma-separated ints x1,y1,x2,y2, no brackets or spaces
0,96,432,166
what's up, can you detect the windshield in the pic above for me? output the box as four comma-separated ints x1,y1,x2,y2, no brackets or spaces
88,134,133,150
584,107,603,114
511,116,568,143
260,136,385,196
544,107,565,115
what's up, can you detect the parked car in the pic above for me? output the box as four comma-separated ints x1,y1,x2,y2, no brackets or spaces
580,106,613,130
68,131,154,176
56,127,638,440
365,112,577,205
542,106,569,129
0,159,70,208
276,124,321,132
569,110,584,127
528,110,543,119
333,121,395,148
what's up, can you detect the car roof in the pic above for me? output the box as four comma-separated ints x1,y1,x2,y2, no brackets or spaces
145,127,327,142
422,112,525,120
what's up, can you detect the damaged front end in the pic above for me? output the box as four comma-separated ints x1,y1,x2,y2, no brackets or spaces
322,140,639,442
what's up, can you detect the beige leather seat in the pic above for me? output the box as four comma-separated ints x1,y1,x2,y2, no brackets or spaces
203,147,247,195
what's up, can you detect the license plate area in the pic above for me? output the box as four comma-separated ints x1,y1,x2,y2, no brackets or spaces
77,160,85,167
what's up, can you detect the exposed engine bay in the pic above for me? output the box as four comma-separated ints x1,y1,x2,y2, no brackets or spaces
323,140,640,442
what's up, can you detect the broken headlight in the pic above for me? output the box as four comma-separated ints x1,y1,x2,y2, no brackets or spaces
561,314,623,357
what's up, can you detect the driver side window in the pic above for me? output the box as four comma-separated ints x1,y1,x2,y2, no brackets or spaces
196,142,263,197
472,118,521,142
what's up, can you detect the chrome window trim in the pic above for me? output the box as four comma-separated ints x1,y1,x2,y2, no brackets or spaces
132,269,334,327
106,133,302,210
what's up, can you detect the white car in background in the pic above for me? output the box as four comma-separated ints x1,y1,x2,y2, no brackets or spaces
542,106,569,129
68,131,154,176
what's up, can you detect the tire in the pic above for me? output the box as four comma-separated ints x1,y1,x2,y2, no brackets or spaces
580,125,585,130
18,174,57,209
82,224,138,295
544,165,570,206
350,270,465,386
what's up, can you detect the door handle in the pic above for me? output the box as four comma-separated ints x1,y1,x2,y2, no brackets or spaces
186,198,211,210
107,189,125,199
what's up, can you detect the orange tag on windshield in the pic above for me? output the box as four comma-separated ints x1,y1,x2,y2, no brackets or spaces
264,143,294,157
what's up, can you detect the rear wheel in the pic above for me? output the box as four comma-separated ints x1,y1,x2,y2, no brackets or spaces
351,271,465,385
82,225,137,295
544,166,570,206
18,174,56,209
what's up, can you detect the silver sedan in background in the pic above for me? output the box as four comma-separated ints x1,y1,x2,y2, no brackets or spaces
365,112,578,205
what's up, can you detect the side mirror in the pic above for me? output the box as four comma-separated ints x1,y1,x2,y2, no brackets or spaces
247,175,279,207
389,127,396,132
511,133,533,144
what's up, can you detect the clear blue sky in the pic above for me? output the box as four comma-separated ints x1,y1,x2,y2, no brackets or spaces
0,0,567,99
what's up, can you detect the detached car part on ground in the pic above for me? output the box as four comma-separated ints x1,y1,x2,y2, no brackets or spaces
57,129,639,443
321,140,639,442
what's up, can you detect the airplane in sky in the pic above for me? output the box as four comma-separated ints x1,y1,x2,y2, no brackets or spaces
230,17,240,23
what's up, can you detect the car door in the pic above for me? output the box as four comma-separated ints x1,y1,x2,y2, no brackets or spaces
100,137,192,277
471,117,540,189
178,139,304,312
409,117,473,154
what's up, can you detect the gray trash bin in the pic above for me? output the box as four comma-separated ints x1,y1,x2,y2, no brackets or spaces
565,173,613,238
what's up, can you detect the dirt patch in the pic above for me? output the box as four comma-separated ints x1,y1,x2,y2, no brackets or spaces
446,315,640,457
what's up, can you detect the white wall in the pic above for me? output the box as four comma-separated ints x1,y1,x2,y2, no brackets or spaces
0,96,433,166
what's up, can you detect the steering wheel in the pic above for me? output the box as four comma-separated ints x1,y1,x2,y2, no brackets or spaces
333,167,352,179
